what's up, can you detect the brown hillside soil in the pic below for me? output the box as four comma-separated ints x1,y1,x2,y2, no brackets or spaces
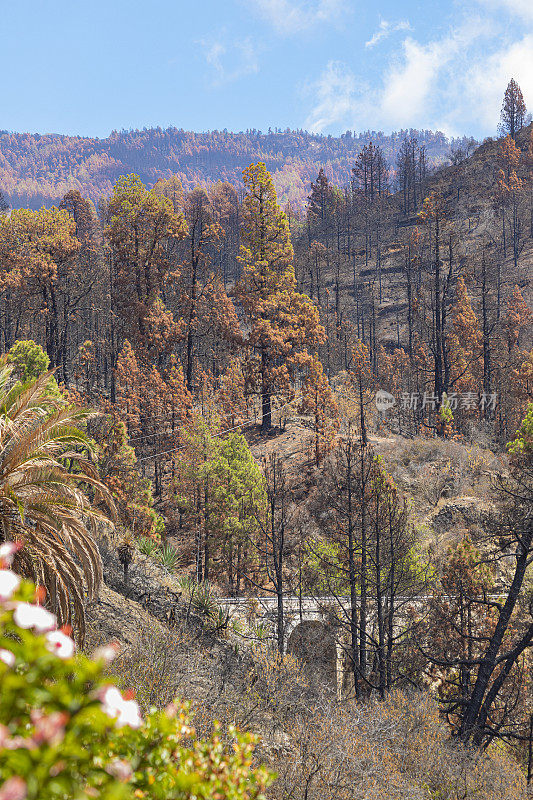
244,419,506,560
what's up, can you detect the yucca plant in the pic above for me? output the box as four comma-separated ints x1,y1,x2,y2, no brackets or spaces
253,622,269,641
175,573,196,596
175,575,221,620
191,581,219,617
0,361,115,639
156,543,180,572
137,535,161,557
231,617,244,636
208,605,231,634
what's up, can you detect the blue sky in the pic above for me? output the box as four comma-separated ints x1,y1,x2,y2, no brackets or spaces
1,0,532,139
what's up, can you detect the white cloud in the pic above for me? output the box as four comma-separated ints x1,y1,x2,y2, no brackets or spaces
203,41,226,75
303,17,500,135
466,34,533,130
302,0,533,137
249,0,347,35
475,0,533,23
304,60,359,133
380,22,486,127
199,35,259,85
365,19,411,49
380,38,449,126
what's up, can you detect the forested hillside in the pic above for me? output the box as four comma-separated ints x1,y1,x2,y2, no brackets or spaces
1,80,532,800
0,125,472,209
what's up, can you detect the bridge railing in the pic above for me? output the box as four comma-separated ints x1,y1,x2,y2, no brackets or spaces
217,594,506,608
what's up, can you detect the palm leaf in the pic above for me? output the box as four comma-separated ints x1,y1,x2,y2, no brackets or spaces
0,361,115,640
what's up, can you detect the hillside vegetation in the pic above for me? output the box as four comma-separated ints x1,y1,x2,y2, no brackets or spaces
0,126,468,209
0,80,532,799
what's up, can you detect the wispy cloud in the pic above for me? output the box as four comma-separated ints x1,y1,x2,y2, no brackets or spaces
474,0,533,23
365,19,411,49
302,12,525,137
304,60,360,133
465,33,533,131
380,22,486,128
248,0,347,35
199,34,259,85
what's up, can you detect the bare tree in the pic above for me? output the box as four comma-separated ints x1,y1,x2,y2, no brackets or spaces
424,423,533,748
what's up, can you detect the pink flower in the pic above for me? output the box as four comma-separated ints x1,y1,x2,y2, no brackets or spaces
0,733,35,751
92,641,120,664
13,602,56,633
0,543,21,568
30,711,69,746
0,649,15,668
45,630,75,659
0,777,27,800
99,686,143,730
165,702,178,718
105,759,133,781
0,570,20,601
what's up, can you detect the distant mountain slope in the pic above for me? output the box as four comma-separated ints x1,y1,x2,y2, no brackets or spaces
0,126,469,209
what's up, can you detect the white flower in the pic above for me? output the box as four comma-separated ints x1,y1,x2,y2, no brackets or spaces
100,685,123,715
0,570,20,601
13,602,56,632
0,649,15,668
0,543,19,568
116,699,143,729
100,686,142,730
0,649,16,667
45,630,75,659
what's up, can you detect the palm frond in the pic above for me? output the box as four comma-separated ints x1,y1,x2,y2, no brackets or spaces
0,360,115,640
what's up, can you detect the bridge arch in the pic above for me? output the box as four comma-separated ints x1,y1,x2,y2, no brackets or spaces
286,620,338,690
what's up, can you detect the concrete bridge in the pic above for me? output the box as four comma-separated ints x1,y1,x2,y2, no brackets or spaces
219,594,408,697
218,593,502,696
220,595,347,644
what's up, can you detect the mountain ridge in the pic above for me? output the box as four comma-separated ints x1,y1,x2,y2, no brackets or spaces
0,125,476,209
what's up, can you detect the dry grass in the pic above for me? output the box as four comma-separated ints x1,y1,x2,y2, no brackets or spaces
85,559,530,800
375,435,504,508
272,691,529,800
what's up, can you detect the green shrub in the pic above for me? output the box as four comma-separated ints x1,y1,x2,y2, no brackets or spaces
156,544,181,572
175,577,220,618
6,340,60,397
508,401,533,456
137,536,161,558
7,339,50,381
0,547,270,800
